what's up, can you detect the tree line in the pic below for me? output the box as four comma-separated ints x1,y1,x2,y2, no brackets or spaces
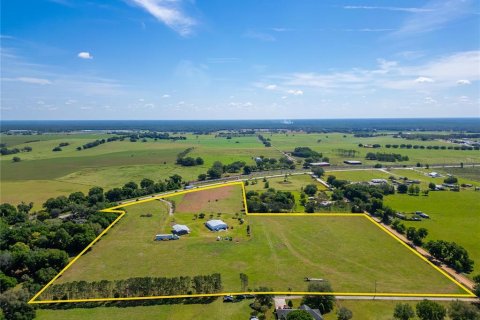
257,135,271,147
40,273,222,300
366,152,409,162
1,145,32,155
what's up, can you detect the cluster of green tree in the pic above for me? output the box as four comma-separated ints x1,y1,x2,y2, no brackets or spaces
292,147,321,159
250,156,296,172
406,227,428,246
246,189,295,213
104,175,184,202
397,184,421,195
385,143,479,151
425,240,474,273
334,149,358,157
198,161,248,180
177,156,204,166
366,152,409,162
257,135,271,147
78,138,107,150
52,142,69,152
358,143,381,148
41,274,222,300
249,287,274,320
393,300,480,320
177,147,194,158
444,176,458,184
0,145,32,155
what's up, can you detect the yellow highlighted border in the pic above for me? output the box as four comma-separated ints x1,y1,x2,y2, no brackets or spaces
29,181,476,304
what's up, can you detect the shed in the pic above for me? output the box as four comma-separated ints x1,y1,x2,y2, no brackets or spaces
155,234,179,241
344,160,362,165
205,219,228,231
172,224,190,235
310,162,330,167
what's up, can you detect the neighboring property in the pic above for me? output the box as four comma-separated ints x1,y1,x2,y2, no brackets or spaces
310,162,330,167
370,178,388,184
428,172,441,178
344,160,362,165
276,305,323,320
172,224,190,235
155,234,179,241
205,219,228,231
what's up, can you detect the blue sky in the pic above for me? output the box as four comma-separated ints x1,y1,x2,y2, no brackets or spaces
1,0,479,120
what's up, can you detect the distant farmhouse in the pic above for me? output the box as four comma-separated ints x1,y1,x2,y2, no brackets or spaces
205,219,228,231
344,160,362,165
276,305,323,320
310,162,330,167
172,224,190,235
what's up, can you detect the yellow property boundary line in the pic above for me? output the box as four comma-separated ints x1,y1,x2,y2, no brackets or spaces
29,181,475,304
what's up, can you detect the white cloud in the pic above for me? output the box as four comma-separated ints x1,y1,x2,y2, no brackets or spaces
424,97,437,104
244,30,276,42
129,0,196,36
77,52,93,59
393,0,475,36
415,76,434,83
287,89,304,96
265,84,277,90
13,77,52,85
343,5,434,13
457,79,471,85
162,94,171,98
266,51,480,92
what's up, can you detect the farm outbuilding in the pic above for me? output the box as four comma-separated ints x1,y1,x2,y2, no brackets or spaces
205,219,228,231
172,224,190,235
155,234,179,241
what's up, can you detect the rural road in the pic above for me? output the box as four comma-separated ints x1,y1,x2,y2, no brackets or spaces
273,295,478,302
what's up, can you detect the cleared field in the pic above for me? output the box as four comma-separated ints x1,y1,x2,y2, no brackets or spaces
384,190,480,276
0,180,91,210
324,169,392,182
37,186,465,300
35,299,260,320
267,133,480,166
323,300,453,320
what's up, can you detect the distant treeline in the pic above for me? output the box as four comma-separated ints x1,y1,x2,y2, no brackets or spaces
3,118,480,132
0,146,32,155
41,274,222,300
395,133,480,140
76,132,187,151
257,135,271,147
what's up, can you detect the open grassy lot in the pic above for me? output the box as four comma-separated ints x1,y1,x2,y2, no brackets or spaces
384,190,480,276
35,299,261,320
322,299,454,320
267,132,480,166
324,169,392,182
439,166,480,183
0,133,279,206
37,185,465,300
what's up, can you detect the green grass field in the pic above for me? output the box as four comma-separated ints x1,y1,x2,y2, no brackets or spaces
36,185,465,301
324,169,392,182
35,299,261,320
384,190,480,276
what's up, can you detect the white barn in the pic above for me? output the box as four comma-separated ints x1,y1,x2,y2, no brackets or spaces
205,219,228,231
172,224,190,235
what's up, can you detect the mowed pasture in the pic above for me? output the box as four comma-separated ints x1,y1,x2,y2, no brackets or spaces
384,190,480,276
267,132,480,166
38,185,464,300
35,299,260,320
